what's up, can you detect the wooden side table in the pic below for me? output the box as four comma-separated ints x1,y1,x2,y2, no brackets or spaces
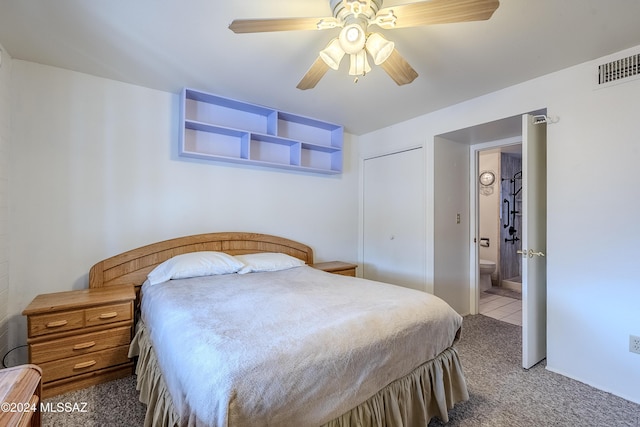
0,364,42,427
22,284,135,398
311,261,357,277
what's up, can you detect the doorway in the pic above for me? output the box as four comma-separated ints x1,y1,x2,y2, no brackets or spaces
436,110,548,368
477,144,523,327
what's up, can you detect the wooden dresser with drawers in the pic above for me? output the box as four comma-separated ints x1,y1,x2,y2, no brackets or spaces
22,284,135,398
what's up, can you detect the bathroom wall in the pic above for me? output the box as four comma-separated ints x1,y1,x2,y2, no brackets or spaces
500,153,522,282
478,150,500,283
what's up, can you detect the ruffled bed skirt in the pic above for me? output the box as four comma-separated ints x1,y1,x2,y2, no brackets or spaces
129,321,469,427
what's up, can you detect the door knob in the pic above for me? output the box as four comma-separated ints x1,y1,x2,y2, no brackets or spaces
517,249,545,258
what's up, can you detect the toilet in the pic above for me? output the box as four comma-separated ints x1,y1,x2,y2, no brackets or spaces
479,259,496,292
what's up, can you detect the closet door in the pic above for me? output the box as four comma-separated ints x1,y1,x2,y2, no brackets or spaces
363,148,425,291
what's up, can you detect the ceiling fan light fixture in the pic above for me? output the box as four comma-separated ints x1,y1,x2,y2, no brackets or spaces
345,26,360,42
229,0,500,89
339,23,366,54
349,50,371,76
365,32,395,65
319,38,346,70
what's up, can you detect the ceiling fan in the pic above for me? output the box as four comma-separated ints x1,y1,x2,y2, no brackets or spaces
229,0,500,90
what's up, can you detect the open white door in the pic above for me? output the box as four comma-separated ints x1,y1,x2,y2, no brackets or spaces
521,114,547,369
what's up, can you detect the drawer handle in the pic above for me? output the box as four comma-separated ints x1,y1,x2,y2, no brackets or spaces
73,360,97,370
46,320,68,328
99,312,118,320
73,341,96,350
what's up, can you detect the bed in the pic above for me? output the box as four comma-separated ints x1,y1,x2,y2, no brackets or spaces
88,232,468,426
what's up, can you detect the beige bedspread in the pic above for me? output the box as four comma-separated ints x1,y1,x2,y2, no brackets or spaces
135,266,466,426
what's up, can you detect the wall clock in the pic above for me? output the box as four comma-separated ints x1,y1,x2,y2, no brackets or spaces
479,170,495,186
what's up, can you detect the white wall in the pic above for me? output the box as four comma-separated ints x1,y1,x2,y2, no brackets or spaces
7,61,359,354
433,137,469,314
0,43,12,362
478,150,500,276
359,46,640,403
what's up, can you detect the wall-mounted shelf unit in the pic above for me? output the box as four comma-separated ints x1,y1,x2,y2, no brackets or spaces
179,88,343,174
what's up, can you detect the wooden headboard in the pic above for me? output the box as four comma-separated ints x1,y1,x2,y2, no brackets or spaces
88,232,314,296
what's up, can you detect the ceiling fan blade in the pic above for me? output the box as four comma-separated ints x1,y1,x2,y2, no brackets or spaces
376,0,499,29
379,49,418,86
297,57,331,90
229,17,327,33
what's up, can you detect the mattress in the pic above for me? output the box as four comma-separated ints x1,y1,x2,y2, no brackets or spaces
133,265,467,426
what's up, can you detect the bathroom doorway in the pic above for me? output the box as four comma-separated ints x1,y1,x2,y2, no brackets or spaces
477,144,523,326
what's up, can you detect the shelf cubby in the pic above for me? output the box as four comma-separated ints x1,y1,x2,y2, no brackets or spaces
250,134,300,166
184,90,276,135
277,112,342,149
301,142,342,172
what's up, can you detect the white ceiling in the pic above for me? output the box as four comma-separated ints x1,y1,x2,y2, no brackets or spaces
1,1,640,135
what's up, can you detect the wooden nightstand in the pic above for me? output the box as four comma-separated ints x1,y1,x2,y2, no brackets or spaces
22,284,135,398
311,261,357,277
0,364,42,427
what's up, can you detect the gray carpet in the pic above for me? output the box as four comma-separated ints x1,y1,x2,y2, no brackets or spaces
428,315,639,427
43,315,640,426
42,374,145,426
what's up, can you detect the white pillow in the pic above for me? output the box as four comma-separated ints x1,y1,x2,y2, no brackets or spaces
235,252,305,274
147,251,245,285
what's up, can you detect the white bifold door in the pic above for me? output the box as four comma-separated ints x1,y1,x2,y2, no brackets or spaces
362,148,426,291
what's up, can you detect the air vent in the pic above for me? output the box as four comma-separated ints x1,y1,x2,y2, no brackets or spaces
597,53,639,85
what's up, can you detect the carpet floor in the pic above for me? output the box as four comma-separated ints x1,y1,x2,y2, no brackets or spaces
428,315,639,426
42,315,640,426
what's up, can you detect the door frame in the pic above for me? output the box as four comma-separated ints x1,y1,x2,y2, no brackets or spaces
469,136,522,314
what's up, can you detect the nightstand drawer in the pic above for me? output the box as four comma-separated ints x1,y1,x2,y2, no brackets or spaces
332,268,356,276
30,326,132,364
311,261,357,277
28,309,85,337
85,302,132,327
40,345,130,383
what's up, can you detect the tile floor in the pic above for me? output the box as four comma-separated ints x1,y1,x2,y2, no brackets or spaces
479,292,522,326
